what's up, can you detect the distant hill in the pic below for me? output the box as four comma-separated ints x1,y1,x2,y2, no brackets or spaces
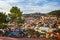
47,10,60,16
22,10,60,18
22,13,46,18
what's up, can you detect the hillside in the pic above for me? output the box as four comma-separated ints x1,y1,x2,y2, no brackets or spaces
47,10,60,16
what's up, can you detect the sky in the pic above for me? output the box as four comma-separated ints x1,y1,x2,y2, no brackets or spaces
0,0,60,14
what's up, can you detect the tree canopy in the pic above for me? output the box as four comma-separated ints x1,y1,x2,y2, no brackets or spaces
9,6,24,24
0,12,8,29
9,6,22,20
0,12,7,23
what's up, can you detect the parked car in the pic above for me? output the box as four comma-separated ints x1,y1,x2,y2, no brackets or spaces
8,28,26,37
8,30,19,37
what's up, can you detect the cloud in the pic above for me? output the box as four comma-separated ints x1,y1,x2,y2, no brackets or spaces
0,0,60,14
19,2,60,14
17,0,48,5
0,0,25,2
40,2,60,13
0,1,11,13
